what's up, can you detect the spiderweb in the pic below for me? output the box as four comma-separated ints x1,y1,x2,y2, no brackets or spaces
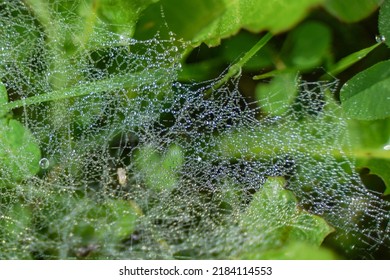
1,1,389,259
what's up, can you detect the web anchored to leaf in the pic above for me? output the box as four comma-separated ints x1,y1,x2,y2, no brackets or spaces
0,1,389,260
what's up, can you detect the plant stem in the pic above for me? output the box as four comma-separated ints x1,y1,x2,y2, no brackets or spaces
3,69,169,111
208,32,273,92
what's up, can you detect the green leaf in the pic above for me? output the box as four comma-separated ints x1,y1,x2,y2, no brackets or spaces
255,73,298,116
94,199,139,242
326,42,382,77
281,21,331,69
358,159,390,195
26,0,158,52
94,0,159,37
340,60,390,120
135,144,183,192
346,118,390,195
379,0,390,48
134,0,226,41
324,0,381,22
195,0,325,46
136,0,324,46
238,177,334,259
0,119,41,182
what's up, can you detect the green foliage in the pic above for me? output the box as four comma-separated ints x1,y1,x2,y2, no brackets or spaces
379,0,390,47
135,145,184,192
0,82,7,117
256,73,298,116
238,177,334,259
281,21,331,70
1,0,390,260
346,118,390,195
135,0,225,42
340,60,390,120
326,42,382,77
0,119,41,182
136,0,325,46
324,0,381,22
193,0,325,46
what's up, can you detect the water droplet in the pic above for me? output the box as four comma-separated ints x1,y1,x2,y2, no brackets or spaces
384,144,390,151
39,158,50,169
375,35,386,43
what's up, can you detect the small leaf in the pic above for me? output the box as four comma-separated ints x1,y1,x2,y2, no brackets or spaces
326,42,381,77
93,0,159,38
379,0,390,48
94,199,139,242
239,177,334,259
281,21,331,69
135,144,183,192
256,73,298,116
340,60,390,120
324,0,381,22
0,119,41,181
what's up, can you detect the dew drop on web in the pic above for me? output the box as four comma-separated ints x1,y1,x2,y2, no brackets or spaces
39,158,50,170
375,34,386,43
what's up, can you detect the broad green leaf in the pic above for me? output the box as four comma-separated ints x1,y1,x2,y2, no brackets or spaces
340,60,390,120
346,118,390,195
238,177,334,259
357,159,390,195
346,118,390,149
256,73,298,116
194,0,325,46
281,21,331,69
134,0,225,41
136,0,324,46
379,0,390,48
0,119,41,181
324,0,381,22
